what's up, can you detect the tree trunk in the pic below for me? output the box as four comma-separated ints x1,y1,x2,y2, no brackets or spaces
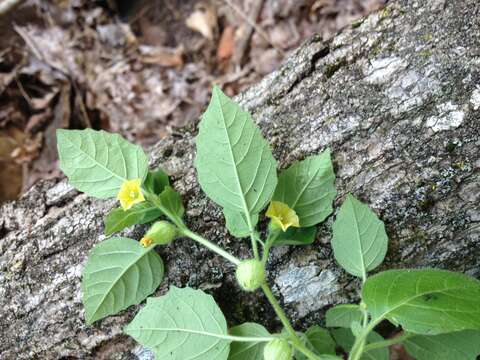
1,0,479,358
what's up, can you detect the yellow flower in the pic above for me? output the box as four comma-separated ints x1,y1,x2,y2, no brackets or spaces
266,201,300,232
140,236,153,247
117,178,145,210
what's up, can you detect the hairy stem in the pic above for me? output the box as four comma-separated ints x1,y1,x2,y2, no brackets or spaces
349,338,366,360
212,334,276,342
261,284,321,360
349,319,381,360
180,228,241,266
261,230,279,264
363,332,413,351
248,221,260,260
145,191,241,265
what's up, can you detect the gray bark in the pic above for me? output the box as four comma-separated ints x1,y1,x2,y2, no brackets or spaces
1,0,479,358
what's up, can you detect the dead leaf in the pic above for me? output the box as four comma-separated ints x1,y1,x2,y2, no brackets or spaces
0,128,23,202
25,109,52,134
11,132,42,164
30,90,58,110
139,45,184,67
217,26,235,62
185,3,217,40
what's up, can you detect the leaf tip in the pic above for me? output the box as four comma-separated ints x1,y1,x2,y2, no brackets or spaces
345,193,357,204
85,313,95,326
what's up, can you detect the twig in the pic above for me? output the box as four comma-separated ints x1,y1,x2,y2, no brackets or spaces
14,75,33,107
13,24,45,62
224,0,285,66
0,0,25,16
72,82,92,128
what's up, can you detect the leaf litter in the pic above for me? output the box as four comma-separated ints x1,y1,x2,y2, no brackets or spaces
0,0,385,203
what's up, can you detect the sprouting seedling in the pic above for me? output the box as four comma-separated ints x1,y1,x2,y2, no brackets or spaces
57,86,480,360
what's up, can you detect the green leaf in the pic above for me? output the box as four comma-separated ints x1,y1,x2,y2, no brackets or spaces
404,330,480,360
326,304,363,328
331,328,388,360
305,326,336,355
331,194,388,279
285,327,336,360
272,226,316,246
144,168,170,194
195,86,277,224
159,186,184,221
224,209,259,238
82,237,164,324
228,322,270,360
362,269,480,335
57,129,149,198
104,203,162,236
125,286,230,360
273,150,336,227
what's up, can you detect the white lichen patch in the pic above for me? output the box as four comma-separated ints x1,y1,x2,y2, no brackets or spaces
275,265,341,317
386,69,441,115
45,180,76,206
425,102,465,132
364,57,407,84
470,88,480,110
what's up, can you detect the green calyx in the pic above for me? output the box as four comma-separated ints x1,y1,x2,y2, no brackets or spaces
235,259,265,291
141,221,177,247
263,338,293,360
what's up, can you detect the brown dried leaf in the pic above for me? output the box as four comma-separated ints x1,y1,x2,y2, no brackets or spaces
185,3,217,40
25,109,52,134
217,26,235,62
139,45,184,67
11,132,42,164
30,90,58,110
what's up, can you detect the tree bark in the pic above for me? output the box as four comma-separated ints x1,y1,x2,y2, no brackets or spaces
1,0,479,358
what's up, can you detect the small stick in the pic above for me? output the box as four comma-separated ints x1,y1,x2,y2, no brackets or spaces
224,0,284,66
0,0,25,16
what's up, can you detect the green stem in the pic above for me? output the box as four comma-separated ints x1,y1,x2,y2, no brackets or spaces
363,333,413,351
179,228,241,266
261,242,272,264
349,338,366,360
348,320,381,360
292,341,323,360
261,230,279,264
349,306,370,360
144,191,241,265
261,284,321,360
213,334,275,342
248,223,260,260
261,284,297,338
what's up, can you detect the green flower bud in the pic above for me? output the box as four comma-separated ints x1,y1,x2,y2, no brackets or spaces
140,221,177,247
263,338,292,360
235,259,265,291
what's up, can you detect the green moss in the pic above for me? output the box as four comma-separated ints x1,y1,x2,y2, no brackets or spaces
371,44,383,57
351,18,364,29
419,50,433,58
411,228,427,244
422,33,433,42
453,161,468,171
323,58,348,78
324,117,336,125
380,7,391,18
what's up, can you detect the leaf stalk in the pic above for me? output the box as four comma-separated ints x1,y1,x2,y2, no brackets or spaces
261,283,321,360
